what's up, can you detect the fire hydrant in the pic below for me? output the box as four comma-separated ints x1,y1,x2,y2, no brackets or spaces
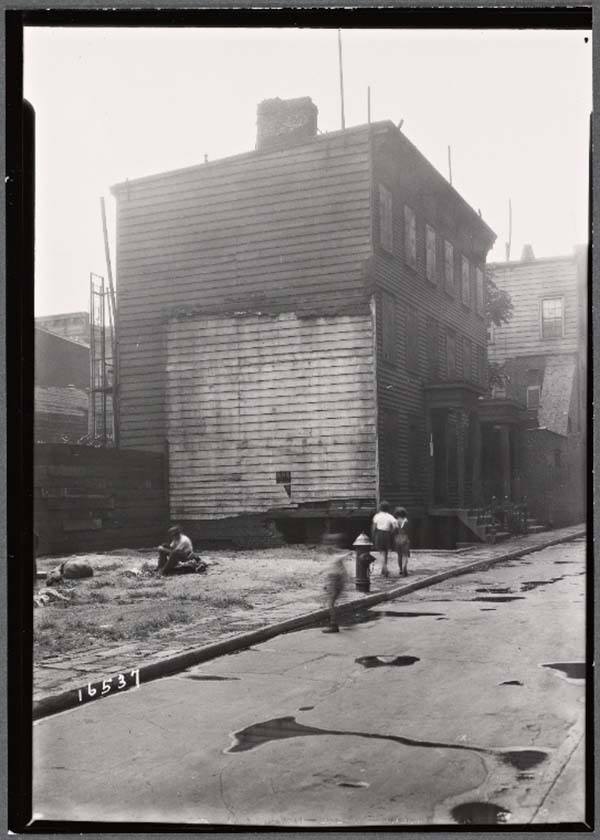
353,533,376,593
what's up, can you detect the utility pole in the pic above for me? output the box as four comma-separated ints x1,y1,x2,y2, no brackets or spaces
505,198,512,262
337,30,346,130
447,145,453,186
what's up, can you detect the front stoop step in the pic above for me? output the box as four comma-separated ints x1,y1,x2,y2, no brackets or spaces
528,525,547,534
493,531,511,543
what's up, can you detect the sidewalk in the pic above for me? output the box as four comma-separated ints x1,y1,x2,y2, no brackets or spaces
34,524,585,706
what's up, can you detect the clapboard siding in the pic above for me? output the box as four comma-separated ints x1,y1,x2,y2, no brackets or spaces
165,312,377,519
488,258,579,362
114,127,374,452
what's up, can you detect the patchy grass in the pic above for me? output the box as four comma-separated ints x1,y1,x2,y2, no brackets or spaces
34,543,347,662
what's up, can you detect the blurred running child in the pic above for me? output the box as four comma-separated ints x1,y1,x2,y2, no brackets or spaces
394,507,411,577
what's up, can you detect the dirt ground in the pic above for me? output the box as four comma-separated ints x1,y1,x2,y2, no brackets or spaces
35,545,350,656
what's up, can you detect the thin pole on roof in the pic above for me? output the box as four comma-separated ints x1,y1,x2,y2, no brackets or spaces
367,86,371,125
447,145,453,185
337,29,346,130
505,198,512,262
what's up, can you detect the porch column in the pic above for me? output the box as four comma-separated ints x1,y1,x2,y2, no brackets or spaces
500,424,511,501
471,414,482,506
456,410,466,508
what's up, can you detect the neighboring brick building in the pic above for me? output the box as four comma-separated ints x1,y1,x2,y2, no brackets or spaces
112,97,527,546
35,327,90,443
488,247,587,525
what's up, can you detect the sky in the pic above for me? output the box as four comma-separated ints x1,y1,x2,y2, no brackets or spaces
24,27,591,317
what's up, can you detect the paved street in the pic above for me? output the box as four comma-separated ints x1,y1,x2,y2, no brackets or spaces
33,537,587,827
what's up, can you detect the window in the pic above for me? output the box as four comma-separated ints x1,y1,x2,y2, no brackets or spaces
527,386,541,409
404,205,417,269
487,322,495,344
426,317,439,379
378,184,393,252
463,337,472,381
406,305,419,372
382,410,400,487
461,256,471,307
526,369,541,410
475,267,484,315
444,241,455,294
426,225,437,284
541,297,564,339
408,418,422,491
447,329,457,379
381,291,396,362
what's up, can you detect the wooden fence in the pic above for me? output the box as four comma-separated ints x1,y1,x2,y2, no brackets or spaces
34,444,168,555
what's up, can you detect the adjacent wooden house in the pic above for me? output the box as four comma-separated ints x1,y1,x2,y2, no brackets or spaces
488,247,587,526
113,97,515,545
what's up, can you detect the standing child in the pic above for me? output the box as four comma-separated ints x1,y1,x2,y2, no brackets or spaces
394,507,411,577
371,501,398,577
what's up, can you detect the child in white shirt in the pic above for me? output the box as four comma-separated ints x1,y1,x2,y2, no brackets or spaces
371,501,398,577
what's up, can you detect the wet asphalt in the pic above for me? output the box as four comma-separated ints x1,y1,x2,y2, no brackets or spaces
33,538,587,827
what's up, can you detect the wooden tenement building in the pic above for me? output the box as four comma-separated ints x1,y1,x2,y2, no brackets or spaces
112,97,517,546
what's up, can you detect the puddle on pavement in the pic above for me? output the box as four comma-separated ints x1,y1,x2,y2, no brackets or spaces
471,596,525,603
225,715,549,775
475,587,513,594
342,610,444,626
299,706,314,711
480,608,496,611
520,576,566,592
436,617,449,620
542,662,585,681
554,561,578,565
355,655,420,669
500,680,523,686
499,749,547,770
451,802,511,825
184,674,239,681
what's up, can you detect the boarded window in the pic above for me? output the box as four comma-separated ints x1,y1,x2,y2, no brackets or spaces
541,297,564,339
475,267,484,315
382,410,400,487
463,337,472,381
406,305,419,372
527,386,540,409
379,184,393,253
426,225,437,283
526,369,541,409
461,256,471,307
447,329,457,379
408,418,421,491
444,241,455,294
404,205,417,269
381,291,396,362
426,317,439,379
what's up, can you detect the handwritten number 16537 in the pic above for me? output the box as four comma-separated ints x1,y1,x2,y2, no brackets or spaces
77,669,140,703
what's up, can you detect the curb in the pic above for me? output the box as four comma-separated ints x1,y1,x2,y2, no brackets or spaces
33,528,585,721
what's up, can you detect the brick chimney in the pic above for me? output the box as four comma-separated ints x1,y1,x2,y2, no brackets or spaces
521,244,535,262
256,97,318,152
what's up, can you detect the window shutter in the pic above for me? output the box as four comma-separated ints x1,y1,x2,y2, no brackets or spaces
447,329,456,378
463,337,472,381
444,241,455,294
475,267,484,315
461,257,471,306
404,205,417,269
379,185,393,253
406,305,419,372
426,225,437,284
